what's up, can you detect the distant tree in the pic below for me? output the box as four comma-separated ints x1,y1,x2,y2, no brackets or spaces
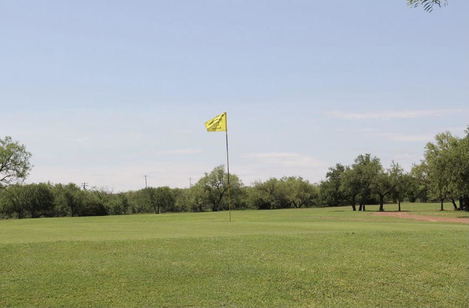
53,183,84,216
0,137,32,188
250,177,319,210
172,188,192,212
0,184,27,218
423,129,469,211
250,178,282,210
373,170,393,212
153,186,175,214
143,187,157,213
196,165,243,212
187,184,210,212
25,183,55,218
79,190,108,216
341,166,361,211
408,0,447,12
424,132,457,210
351,154,382,211
128,189,152,213
282,177,319,208
101,193,130,216
320,164,346,206
389,163,409,212
119,193,130,215
456,128,469,210
0,183,54,218
408,162,430,202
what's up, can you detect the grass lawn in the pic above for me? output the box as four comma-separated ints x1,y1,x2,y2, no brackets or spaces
0,203,468,307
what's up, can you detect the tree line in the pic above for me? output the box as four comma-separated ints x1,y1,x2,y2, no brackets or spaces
0,127,468,219
320,129,468,211
0,167,319,218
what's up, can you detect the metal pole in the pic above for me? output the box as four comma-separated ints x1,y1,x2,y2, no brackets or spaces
225,113,232,223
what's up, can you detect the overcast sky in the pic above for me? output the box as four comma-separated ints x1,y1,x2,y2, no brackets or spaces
1,0,468,191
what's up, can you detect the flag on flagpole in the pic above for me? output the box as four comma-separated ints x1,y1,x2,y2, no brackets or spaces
205,112,227,132
204,112,232,222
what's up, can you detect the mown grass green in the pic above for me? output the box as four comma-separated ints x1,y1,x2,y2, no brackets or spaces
1,203,468,307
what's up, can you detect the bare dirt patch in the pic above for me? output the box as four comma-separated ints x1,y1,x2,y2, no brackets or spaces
373,212,469,224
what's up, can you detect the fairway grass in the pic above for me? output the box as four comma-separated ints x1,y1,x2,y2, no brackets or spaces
1,203,468,307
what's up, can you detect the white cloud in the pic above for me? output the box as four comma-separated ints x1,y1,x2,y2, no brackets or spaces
242,152,326,168
336,126,466,143
379,133,435,142
27,161,211,192
156,149,202,155
238,152,328,184
327,108,467,120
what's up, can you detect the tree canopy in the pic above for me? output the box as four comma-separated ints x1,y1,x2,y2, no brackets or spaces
0,136,32,188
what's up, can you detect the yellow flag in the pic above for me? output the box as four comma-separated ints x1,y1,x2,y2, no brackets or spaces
205,112,227,132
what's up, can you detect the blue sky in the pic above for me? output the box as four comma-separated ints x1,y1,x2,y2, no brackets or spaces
1,0,468,191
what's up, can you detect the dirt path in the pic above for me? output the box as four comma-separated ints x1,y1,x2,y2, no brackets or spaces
373,212,469,224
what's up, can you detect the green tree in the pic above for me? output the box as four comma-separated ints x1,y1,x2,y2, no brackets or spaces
250,178,282,210
373,170,393,212
341,166,361,211
196,165,243,212
172,188,192,212
25,183,55,218
153,186,175,214
79,190,108,216
456,129,469,210
408,162,430,202
187,184,210,212
373,162,408,212
320,164,346,206
128,189,152,213
0,137,32,188
424,129,469,211
53,183,84,216
424,132,456,210
350,154,382,211
250,177,319,210
0,183,54,218
118,193,130,215
281,177,319,208
0,184,27,218
424,128,469,210
454,129,469,210
389,163,410,212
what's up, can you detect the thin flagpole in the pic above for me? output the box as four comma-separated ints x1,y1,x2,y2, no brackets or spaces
225,112,232,223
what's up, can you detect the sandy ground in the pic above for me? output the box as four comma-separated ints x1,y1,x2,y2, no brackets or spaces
373,212,469,224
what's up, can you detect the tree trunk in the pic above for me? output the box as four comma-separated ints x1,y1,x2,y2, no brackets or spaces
451,198,458,210
398,200,401,212
379,194,384,212
351,196,356,211
362,204,366,211
440,199,444,211
462,197,469,211
459,198,464,211
358,204,362,211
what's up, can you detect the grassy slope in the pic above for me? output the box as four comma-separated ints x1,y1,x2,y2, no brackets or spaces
0,203,468,307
